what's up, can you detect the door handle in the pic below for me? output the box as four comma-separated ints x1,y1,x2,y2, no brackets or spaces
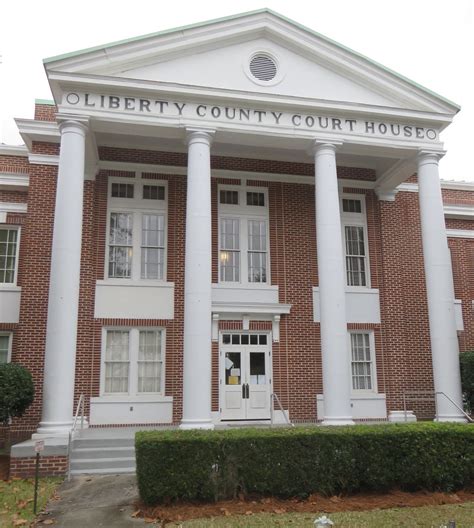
242,383,250,399
242,384,246,399
245,383,250,399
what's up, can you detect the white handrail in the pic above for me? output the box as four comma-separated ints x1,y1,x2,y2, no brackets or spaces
270,393,294,427
403,390,473,423
67,394,85,481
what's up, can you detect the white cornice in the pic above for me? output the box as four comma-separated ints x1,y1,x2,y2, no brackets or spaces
446,229,474,239
398,181,474,193
444,204,474,219
15,119,60,150
0,145,28,157
28,154,59,166
212,301,291,315
0,202,27,214
0,173,29,190
48,71,454,127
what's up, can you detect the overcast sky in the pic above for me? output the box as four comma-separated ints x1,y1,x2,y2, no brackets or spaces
1,0,472,181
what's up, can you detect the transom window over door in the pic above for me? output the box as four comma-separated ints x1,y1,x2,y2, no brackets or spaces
219,186,269,285
107,176,167,281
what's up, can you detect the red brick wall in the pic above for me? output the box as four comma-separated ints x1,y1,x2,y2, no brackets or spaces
1,145,473,429
34,103,57,122
10,455,67,478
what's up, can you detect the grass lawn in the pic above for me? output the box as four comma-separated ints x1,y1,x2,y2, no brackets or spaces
170,502,474,527
0,477,62,527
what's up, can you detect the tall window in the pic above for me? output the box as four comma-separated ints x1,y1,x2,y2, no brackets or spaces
341,195,369,287
104,330,130,393
0,334,11,363
350,333,373,391
220,218,240,282
107,177,167,281
219,187,269,285
103,328,164,396
0,228,19,284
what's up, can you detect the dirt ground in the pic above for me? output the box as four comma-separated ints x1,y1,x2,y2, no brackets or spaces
138,489,474,525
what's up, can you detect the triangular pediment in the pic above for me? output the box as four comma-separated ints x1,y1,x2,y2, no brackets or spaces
44,9,459,115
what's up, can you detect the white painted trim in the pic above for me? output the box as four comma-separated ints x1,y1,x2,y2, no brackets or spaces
0,145,28,157
212,301,291,315
399,181,474,193
397,182,418,193
444,204,474,219
0,173,29,190
0,203,27,215
28,154,59,166
447,229,474,239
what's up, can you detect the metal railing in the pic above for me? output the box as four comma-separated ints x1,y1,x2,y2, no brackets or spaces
270,393,294,427
402,390,473,423
67,394,85,481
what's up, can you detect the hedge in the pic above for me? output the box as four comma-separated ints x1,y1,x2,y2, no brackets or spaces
135,423,474,505
461,351,474,413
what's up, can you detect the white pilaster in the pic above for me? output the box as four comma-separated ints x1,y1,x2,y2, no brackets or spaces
37,119,88,436
180,129,214,430
417,151,465,422
314,141,354,425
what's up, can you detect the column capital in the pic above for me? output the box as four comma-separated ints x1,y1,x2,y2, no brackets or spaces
56,114,89,136
186,128,215,147
417,149,445,166
311,139,343,156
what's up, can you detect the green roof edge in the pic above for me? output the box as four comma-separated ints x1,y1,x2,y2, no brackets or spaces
35,98,55,105
42,7,460,112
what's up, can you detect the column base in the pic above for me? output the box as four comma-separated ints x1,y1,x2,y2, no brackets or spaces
321,416,355,426
179,419,215,430
434,414,468,423
34,420,74,437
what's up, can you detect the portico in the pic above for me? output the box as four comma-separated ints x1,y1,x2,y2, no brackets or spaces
14,8,465,437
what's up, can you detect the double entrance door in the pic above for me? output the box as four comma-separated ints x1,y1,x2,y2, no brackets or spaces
220,332,272,420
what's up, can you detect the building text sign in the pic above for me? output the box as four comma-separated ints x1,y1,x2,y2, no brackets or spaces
64,92,439,141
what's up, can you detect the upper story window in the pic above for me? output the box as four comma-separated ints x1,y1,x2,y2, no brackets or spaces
0,227,20,285
107,176,167,281
341,195,369,288
219,186,269,285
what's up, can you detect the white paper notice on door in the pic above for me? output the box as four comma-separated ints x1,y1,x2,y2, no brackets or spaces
230,368,240,376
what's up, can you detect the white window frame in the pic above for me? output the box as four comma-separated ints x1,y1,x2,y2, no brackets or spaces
0,332,12,363
100,327,166,397
348,330,377,394
341,193,371,289
0,226,20,286
106,175,168,282
218,185,270,287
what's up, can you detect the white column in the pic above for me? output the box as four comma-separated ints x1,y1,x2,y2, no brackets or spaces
37,119,88,436
314,141,354,425
180,129,214,430
417,151,465,422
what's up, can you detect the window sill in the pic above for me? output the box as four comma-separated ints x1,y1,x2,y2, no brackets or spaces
213,283,278,290
91,395,173,403
0,285,21,292
97,279,174,288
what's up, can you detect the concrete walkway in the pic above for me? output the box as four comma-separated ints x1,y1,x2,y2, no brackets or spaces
39,475,146,527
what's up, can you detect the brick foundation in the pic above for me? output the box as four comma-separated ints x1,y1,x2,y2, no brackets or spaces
10,456,68,478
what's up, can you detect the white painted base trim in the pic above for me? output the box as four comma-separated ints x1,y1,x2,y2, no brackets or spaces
434,415,468,423
90,396,173,425
388,410,417,423
34,421,73,436
317,393,387,420
322,417,355,426
179,419,214,430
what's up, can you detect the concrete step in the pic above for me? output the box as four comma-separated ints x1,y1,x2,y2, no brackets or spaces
73,437,135,449
70,457,136,471
70,466,136,476
71,446,135,460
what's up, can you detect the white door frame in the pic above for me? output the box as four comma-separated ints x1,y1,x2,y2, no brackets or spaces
219,330,273,421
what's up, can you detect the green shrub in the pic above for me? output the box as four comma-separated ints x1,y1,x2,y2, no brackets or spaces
135,423,474,505
461,351,474,413
0,363,35,425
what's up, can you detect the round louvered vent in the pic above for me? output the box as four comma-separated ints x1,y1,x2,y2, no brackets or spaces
249,54,277,82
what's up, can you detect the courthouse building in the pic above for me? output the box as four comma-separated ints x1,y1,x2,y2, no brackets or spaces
0,9,473,474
